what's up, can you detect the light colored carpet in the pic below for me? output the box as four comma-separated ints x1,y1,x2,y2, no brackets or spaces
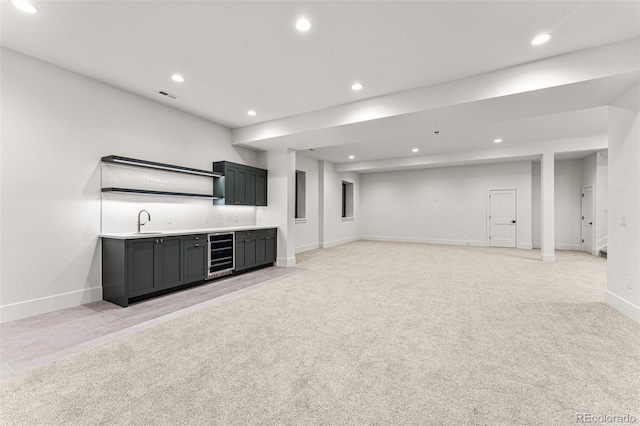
1,241,638,425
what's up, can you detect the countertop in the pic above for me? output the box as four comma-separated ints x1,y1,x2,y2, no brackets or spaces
100,225,277,240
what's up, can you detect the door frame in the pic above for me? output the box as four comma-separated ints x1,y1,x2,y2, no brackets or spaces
486,188,518,248
581,184,596,255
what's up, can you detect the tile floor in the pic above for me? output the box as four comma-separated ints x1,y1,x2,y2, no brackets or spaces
0,266,296,380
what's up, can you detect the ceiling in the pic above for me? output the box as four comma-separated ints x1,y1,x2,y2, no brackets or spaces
2,1,639,167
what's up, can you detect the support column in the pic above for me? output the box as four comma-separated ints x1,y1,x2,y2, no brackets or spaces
257,148,296,267
540,152,556,262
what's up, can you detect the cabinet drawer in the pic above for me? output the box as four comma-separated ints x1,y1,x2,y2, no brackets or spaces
258,228,276,238
184,234,206,243
235,230,258,240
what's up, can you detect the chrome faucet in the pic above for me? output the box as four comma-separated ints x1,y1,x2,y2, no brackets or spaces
137,210,151,233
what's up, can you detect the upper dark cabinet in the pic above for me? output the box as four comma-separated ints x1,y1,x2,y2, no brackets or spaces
213,161,268,206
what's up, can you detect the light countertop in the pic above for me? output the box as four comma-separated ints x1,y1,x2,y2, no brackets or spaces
100,225,277,240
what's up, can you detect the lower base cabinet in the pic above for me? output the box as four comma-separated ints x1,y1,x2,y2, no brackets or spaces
183,235,207,284
102,229,276,308
125,236,183,298
235,228,277,272
103,234,203,307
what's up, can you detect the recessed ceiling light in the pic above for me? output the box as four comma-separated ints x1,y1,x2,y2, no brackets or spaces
247,110,257,116
531,34,551,46
349,155,355,160
171,74,184,83
296,18,312,32
494,138,503,143
11,0,38,13
351,82,364,91
412,148,419,153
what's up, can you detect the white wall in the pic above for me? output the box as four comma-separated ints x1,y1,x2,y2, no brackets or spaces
595,152,608,250
532,159,583,250
360,161,532,248
294,153,320,253
606,83,640,324
100,163,258,234
0,48,256,322
319,161,361,248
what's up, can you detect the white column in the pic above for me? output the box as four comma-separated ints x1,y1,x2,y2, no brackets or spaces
257,148,296,267
318,160,326,248
540,152,556,262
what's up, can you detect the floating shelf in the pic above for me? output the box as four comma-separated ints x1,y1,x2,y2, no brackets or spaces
102,187,222,199
102,155,222,178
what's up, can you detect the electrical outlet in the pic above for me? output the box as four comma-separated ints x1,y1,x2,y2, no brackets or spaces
203,216,208,223
628,276,633,290
167,216,172,224
621,215,627,226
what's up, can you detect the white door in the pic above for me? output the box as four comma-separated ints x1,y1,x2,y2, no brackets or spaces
490,189,517,248
582,185,594,253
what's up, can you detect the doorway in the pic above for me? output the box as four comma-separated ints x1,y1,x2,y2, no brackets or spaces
489,189,517,248
581,185,594,254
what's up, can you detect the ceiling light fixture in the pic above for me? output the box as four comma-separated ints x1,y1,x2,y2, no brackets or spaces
11,0,38,13
412,148,419,153
296,18,312,32
171,74,185,83
349,155,355,160
494,138,503,143
247,110,257,116
531,33,551,46
351,82,364,91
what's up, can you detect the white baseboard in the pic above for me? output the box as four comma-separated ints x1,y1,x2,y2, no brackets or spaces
605,290,640,325
532,242,582,251
276,256,297,267
518,243,533,250
556,243,582,251
320,236,361,249
362,235,487,247
541,253,556,262
0,286,103,324
295,242,320,254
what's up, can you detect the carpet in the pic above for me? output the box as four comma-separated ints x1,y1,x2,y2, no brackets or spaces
1,241,638,425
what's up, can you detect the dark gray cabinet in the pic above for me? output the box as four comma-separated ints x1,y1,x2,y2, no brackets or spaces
124,236,183,298
213,161,267,206
126,239,156,297
157,237,183,290
183,234,207,284
235,228,277,272
103,235,191,307
102,228,277,308
256,173,267,206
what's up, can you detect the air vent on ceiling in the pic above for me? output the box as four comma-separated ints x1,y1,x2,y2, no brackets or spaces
156,90,178,100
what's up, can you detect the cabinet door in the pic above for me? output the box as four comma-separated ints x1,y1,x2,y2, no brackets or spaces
183,240,206,284
235,169,247,205
245,238,257,267
127,239,157,297
225,167,237,205
266,232,276,263
246,171,256,205
235,237,247,271
157,237,183,290
256,234,267,265
256,173,267,206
